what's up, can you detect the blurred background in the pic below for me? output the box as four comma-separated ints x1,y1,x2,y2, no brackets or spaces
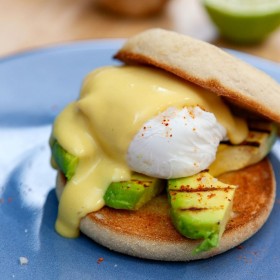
0,0,280,62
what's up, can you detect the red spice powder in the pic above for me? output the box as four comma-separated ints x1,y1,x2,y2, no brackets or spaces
207,193,216,199
162,118,170,126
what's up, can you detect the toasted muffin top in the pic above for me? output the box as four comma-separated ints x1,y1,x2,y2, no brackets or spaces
114,28,280,123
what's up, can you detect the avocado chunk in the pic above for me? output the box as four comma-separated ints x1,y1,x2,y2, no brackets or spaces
209,121,277,176
51,140,79,180
104,173,164,210
168,171,236,254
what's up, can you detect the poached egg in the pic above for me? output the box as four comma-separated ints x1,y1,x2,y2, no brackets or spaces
127,106,226,179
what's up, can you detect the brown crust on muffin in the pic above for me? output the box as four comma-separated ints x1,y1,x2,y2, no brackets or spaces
56,158,276,261
114,29,280,124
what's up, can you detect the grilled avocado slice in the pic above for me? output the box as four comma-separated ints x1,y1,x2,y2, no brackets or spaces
168,172,236,254
209,121,277,176
104,173,164,210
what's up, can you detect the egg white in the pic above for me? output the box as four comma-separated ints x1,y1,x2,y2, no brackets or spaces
127,106,226,179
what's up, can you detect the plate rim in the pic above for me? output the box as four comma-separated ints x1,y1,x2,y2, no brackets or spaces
0,39,125,65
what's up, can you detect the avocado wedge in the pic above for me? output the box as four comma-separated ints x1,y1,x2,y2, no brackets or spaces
209,121,277,176
104,173,164,210
168,172,236,254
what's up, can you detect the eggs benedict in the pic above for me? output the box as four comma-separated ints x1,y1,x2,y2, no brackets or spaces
50,29,280,261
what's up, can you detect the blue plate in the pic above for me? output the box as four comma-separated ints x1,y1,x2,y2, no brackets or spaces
0,40,280,280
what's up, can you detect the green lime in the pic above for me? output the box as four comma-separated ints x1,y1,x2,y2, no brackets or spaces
202,0,280,44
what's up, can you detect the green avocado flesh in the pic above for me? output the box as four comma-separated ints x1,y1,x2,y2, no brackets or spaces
168,172,236,254
51,140,79,180
209,121,277,176
104,174,164,210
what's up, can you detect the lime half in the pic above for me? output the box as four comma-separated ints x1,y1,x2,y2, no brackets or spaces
203,0,280,43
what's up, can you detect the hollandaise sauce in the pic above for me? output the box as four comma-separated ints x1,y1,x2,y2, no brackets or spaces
52,65,248,237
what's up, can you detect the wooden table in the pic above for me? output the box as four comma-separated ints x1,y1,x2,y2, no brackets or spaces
1,0,280,62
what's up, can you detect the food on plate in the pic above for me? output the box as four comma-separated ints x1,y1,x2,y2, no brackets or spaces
50,29,280,261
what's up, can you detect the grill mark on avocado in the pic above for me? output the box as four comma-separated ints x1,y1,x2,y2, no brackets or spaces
248,126,272,133
169,186,235,193
240,141,261,147
178,206,225,212
220,139,261,147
